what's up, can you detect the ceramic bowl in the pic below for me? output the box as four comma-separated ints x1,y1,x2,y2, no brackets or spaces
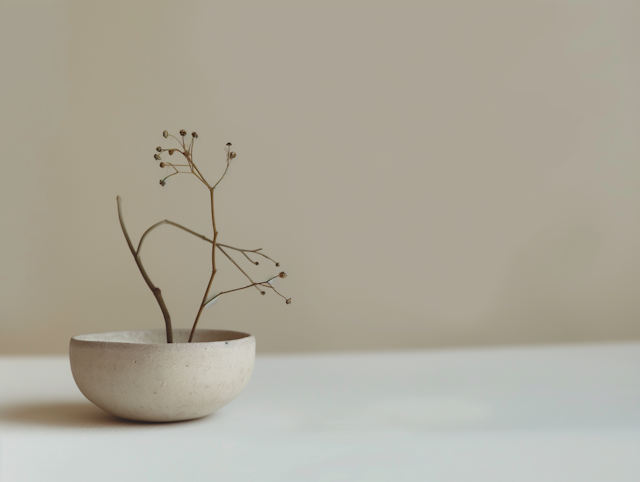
69,329,255,422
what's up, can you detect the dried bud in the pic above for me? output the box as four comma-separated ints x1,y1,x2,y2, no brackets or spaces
192,132,198,138
276,263,280,267
163,130,168,138
226,142,232,146
260,291,265,295
180,129,187,136
229,152,237,159
286,298,292,304
278,272,287,279
159,162,165,168
159,180,166,186
254,261,259,265
154,154,161,160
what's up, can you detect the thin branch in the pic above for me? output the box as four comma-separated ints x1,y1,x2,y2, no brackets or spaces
212,161,230,190
188,187,218,342
241,250,258,265
202,275,290,308
116,196,173,343
212,145,233,190
136,219,213,256
163,163,190,168
252,249,280,265
168,134,185,150
188,154,211,188
165,137,209,186
181,150,208,186
217,245,263,293
264,280,289,302
134,220,266,297
217,243,280,266
161,171,181,183
189,270,215,343
216,243,257,252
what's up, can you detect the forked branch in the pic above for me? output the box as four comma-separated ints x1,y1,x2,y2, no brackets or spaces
189,273,291,342
124,130,292,343
135,219,275,295
116,196,173,343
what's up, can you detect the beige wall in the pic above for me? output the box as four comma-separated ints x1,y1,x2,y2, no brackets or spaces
1,0,640,354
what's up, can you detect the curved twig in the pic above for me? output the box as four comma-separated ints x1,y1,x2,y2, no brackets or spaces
137,219,213,256
212,145,233,190
116,196,173,343
134,220,264,297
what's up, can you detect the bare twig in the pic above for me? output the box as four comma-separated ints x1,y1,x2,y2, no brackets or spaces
217,243,280,267
202,275,290,310
212,145,233,190
217,245,263,294
144,132,290,343
134,219,268,297
189,270,216,343
116,196,173,343
137,219,213,255
188,187,217,342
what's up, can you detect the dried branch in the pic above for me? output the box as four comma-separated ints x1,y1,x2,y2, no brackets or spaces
217,243,280,267
134,219,271,297
116,196,173,343
204,274,290,306
190,273,291,342
136,219,213,256
188,177,217,342
138,131,291,343
212,144,234,190
217,245,264,294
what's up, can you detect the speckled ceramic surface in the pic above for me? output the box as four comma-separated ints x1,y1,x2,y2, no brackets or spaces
69,329,255,422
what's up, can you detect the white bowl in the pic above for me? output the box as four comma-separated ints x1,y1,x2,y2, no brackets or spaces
69,329,255,422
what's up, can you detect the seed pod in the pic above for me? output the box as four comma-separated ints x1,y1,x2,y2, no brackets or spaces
169,149,175,155
286,299,292,304
156,146,162,152
229,152,237,159
180,129,187,136
192,132,198,138
278,272,287,279
159,162,165,168
163,130,169,138
159,180,166,186
276,263,280,267
226,142,232,146
154,154,161,160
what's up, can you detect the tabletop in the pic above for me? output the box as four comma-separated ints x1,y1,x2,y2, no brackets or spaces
1,343,640,481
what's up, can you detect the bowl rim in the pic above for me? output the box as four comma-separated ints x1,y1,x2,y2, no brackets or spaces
70,328,253,347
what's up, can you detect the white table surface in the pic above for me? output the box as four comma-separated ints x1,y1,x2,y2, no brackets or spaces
1,343,640,482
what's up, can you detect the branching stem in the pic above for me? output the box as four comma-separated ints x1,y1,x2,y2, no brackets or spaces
204,275,286,307
217,243,280,266
189,187,218,342
116,196,173,343
138,133,290,343
217,245,263,293
134,219,274,296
